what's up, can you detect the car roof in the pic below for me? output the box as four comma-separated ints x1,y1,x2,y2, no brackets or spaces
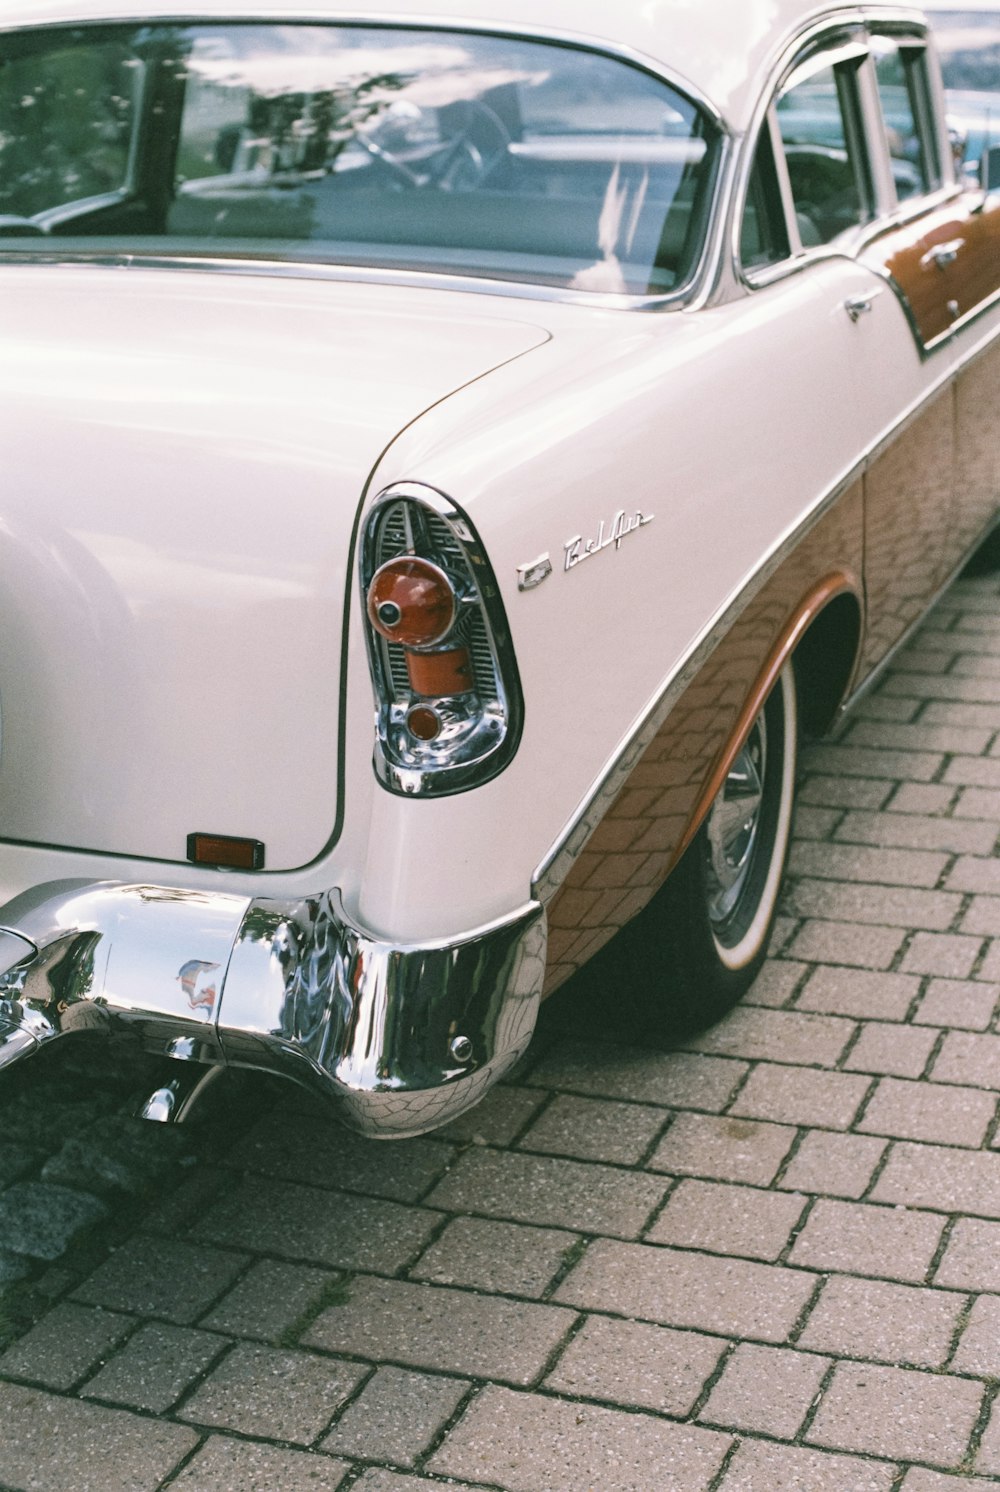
0,0,930,133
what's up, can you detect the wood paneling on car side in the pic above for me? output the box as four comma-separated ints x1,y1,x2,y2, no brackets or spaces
542,481,864,996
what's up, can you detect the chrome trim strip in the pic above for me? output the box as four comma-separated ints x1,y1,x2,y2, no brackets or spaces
0,12,730,314
0,878,545,1138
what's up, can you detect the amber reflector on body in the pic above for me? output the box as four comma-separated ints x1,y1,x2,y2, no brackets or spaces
186,833,265,870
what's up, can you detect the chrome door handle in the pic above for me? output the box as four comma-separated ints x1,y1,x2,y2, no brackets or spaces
921,238,964,270
844,290,883,322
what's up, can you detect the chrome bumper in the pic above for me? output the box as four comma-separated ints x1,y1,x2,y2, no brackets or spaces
0,881,545,1138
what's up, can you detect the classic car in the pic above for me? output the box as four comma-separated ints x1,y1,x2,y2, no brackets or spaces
0,0,998,1139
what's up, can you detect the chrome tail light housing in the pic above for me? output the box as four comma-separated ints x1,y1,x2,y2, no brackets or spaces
360,482,523,796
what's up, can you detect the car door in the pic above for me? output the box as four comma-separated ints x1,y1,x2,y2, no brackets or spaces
742,25,966,679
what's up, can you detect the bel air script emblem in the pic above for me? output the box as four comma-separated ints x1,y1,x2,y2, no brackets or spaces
564,508,654,572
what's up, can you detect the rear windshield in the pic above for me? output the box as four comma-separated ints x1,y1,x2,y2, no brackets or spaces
0,22,720,296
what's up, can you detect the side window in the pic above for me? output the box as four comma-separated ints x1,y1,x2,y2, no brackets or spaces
870,36,940,199
740,124,791,268
0,38,139,218
775,57,871,244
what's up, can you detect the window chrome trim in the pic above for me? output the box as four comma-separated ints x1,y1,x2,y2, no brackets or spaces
0,10,731,312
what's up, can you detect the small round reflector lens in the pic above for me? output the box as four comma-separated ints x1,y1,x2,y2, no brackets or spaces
407,706,442,741
367,558,456,647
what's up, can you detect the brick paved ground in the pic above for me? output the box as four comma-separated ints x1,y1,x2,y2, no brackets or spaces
4,570,1000,1489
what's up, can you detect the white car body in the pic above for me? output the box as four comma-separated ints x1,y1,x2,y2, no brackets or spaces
0,0,998,1135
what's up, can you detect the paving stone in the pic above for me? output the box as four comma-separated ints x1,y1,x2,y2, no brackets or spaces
428,1384,732,1492
424,1148,666,1239
698,1342,830,1438
169,1435,350,1491
225,1112,453,1202
902,1472,1000,1492
646,1179,806,1261
799,744,944,782
72,1235,248,1324
788,841,948,888
788,1198,945,1282
795,967,919,1021
544,1315,725,1415
729,1063,870,1130
647,1113,797,1186
936,1218,1000,1292
0,1145,44,1188
799,775,892,809
322,1365,468,1465
806,1360,983,1464
518,1094,666,1165
785,879,961,932
526,1041,747,1110
83,1322,224,1411
975,1396,1000,1473
304,1275,575,1385
41,1115,189,1198
960,896,1000,936
932,1030,1000,1089
945,755,1000,788
193,1177,439,1271
743,959,808,1008
797,1274,965,1367
139,1164,237,1237
410,1216,576,1298
857,1075,996,1148
883,672,1000,705
947,857,1000,895
855,693,921,720
716,1438,898,1491
889,783,956,814
438,1085,546,1146
955,786,1000,820
0,1181,108,1261
555,1238,816,1343
777,1131,888,1199
791,805,842,840
200,1258,337,1340
915,976,997,1028
351,1475,481,1492
682,1007,856,1066
0,1302,131,1390
844,1022,939,1078
783,919,906,969
0,1381,198,1491
180,1341,365,1443
873,1141,1000,1217
848,718,991,753
950,1293,1000,1377
838,811,996,856
904,934,985,980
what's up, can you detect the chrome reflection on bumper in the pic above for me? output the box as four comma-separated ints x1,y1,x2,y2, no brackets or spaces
0,880,545,1138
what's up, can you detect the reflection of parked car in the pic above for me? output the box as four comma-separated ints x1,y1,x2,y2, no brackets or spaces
926,1,1000,172
1,0,1000,1139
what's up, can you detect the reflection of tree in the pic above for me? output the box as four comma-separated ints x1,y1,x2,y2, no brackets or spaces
0,37,138,216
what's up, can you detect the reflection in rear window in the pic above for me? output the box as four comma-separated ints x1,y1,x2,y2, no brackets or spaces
0,23,720,296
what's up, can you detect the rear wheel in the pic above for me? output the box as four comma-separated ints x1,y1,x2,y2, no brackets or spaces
614,663,798,1039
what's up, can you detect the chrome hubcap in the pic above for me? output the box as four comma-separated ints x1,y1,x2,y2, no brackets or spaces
705,713,767,928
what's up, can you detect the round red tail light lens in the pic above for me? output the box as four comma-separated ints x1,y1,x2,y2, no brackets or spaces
367,557,456,647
